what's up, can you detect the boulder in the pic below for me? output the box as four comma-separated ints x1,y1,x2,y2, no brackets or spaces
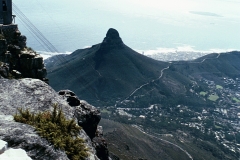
74,101,101,140
58,90,111,160
0,78,100,160
58,90,101,139
58,90,80,106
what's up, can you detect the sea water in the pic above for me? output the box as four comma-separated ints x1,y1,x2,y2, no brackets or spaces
13,0,240,60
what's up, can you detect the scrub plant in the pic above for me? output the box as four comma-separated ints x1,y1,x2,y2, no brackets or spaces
14,104,88,160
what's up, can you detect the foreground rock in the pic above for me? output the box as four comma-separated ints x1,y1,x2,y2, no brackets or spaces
58,90,110,160
0,78,101,160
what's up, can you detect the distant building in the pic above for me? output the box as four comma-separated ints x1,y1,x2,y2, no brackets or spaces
0,0,13,25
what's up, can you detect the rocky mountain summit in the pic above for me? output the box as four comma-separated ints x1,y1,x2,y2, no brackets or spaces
0,78,110,160
46,28,169,107
98,28,124,51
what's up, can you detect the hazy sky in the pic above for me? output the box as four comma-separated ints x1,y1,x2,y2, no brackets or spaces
14,0,240,53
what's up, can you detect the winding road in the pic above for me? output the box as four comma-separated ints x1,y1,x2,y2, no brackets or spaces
132,125,193,160
123,66,170,101
123,52,222,101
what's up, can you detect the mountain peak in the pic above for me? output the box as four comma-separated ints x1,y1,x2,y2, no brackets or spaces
100,28,124,50
106,28,120,39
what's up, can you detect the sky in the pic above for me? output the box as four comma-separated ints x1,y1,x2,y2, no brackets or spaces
13,0,240,56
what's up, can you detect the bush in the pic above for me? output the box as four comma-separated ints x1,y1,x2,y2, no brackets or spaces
14,104,88,160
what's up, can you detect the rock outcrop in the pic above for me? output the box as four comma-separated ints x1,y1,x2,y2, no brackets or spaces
99,28,124,51
0,78,103,160
58,90,110,160
92,126,109,160
94,28,125,69
0,25,47,83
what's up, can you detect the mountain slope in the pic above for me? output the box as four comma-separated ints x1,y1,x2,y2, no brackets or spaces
46,28,240,108
172,51,240,81
46,29,179,106
100,119,229,160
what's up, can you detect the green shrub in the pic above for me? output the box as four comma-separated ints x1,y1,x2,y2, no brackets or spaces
14,104,88,160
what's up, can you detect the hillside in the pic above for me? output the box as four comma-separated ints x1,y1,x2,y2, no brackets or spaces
100,119,234,160
46,28,208,108
46,29,240,109
171,51,240,82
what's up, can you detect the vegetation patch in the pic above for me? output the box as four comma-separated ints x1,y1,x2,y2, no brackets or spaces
14,104,88,160
232,97,240,103
101,109,111,114
200,91,208,96
216,85,223,89
208,95,219,101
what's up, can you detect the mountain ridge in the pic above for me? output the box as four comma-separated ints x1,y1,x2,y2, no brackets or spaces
45,28,240,109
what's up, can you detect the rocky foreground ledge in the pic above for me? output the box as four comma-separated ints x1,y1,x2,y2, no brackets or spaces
0,78,110,160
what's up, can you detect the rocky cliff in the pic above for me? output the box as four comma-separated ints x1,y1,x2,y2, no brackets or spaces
0,78,110,160
0,25,47,83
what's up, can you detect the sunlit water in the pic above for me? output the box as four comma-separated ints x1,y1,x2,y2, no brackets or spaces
13,0,240,60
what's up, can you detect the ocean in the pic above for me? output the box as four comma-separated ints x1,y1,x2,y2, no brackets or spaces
13,0,240,60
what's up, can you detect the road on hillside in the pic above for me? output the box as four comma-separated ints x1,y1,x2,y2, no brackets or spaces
186,53,221,64
123,66,170,101
123,53,222,101
132,125,194,160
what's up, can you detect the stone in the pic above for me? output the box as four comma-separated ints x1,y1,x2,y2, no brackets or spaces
74,100,101,140
0,78,101,160
67,96,81,106
59,90,76,97
11,70,22,78
0,62,9,78
58,90,101,139
58,90,80,106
